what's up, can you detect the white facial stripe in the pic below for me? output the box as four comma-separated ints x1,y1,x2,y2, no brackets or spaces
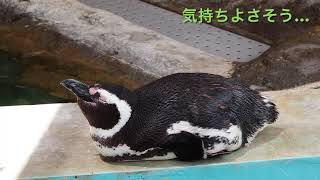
90,89,132,139
94,142,155,157
167,121,242,153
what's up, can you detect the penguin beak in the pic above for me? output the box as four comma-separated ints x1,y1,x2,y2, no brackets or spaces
61,79,93,102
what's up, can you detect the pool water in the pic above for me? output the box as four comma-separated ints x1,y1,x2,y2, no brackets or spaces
0,50,67,106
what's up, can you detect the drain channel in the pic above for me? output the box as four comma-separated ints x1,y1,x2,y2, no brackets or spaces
78,0,270,62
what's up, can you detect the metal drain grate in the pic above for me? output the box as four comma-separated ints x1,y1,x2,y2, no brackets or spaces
78,0,270,62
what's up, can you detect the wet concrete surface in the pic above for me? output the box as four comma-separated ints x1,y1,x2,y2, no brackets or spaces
0,82,319,179
0,19,149,102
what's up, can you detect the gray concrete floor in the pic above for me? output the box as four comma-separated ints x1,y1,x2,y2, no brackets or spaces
77,0,270,62
1,82,320,179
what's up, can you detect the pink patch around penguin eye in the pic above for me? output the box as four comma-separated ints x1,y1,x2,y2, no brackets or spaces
89,87,98,95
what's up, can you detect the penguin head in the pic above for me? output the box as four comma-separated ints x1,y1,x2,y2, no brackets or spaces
61,79,136,131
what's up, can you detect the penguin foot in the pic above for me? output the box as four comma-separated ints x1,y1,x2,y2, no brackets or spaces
162,131,204,161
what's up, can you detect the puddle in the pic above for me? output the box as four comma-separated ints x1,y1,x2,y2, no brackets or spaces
0,47,145,106
0,19,149,106
0,50,67,106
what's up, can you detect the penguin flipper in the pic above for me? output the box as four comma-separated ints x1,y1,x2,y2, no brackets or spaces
162,131,204,161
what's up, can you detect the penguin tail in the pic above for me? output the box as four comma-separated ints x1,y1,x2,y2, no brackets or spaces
261,96,279,124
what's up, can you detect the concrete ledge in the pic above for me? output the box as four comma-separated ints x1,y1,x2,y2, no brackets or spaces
1,83,320,179
5,0,233,78
22,157,320,180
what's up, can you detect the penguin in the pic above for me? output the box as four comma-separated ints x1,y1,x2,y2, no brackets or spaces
61,73,278,162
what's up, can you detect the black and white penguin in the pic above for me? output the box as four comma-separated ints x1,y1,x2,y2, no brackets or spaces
61,73,278,161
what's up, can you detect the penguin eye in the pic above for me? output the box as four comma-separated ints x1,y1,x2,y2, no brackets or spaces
94,83,101,88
